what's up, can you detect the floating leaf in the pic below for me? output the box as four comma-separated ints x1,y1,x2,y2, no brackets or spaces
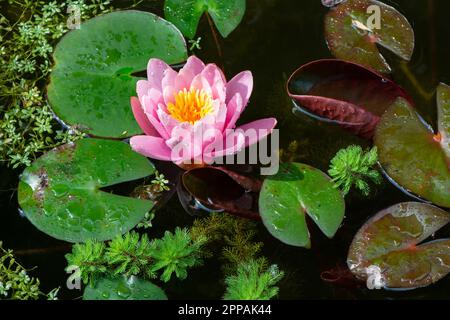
18,139,155,243
348,202,450,289
325,0,414,73
83,276,167,300
258,163,345,248
322,0,346,8
375,96,450,208
287,59,412,139
181,166,260,220
164,0,246,38
47,11,187,138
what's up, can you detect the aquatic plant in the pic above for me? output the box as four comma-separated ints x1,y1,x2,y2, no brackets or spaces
190,213,264,272
7,0,450,300
324,0,414,73
259,163,345,248
47,10,188,138
0,242,59,300
65,228,206,285
375,84,450,208
348,202,450,289
287,59,413,139
164,0,246,39
129,55,277,165
0,0,113,168
83,275,167,300
223,258,284,300
18,139,156,243
328,145,382,196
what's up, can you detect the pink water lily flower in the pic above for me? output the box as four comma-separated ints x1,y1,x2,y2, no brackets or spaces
130,56,277,165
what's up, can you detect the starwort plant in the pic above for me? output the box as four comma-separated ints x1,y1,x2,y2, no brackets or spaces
328,145,383,196
0,1,114,168
0,242,59,300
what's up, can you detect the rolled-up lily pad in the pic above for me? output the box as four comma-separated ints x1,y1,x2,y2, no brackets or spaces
375,96,450,208
325,0,414,73
83,276,167,300
18,139,155,243
287,59,412,139
258,163,345,248
348,202,450,289
181,166,260,220
47,10,187,138
164,0,246,38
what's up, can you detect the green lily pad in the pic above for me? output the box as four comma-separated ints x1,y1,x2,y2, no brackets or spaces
164,0,246,39
83,276,167,300
348,202,450,289
374,97,450,208
18,139,155,243
47,10,187,138
258,163,345,248
325,0,414,73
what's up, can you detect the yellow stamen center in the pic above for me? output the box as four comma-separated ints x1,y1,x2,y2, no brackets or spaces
167,88,213,124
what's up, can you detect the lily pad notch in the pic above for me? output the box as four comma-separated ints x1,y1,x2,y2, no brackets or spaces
18,139,156,243
259,163,345,248
324,0,415,73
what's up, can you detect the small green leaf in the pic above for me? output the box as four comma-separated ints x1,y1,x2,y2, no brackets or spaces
83,276,167,300
47,10,187,138
259,163,345,248
348,202,450,289
325,0,414,73
18,139,155,243
164,0,246,39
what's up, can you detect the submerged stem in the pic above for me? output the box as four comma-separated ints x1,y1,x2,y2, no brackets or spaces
205,12,224,70
399,61,435,101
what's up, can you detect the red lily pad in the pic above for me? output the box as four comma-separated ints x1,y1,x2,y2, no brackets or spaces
287,59,412,139
348,202,450,290
375,95,450,208
181,166,261,220
325,0,415,73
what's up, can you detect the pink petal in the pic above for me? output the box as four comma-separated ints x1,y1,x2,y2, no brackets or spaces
147,88,163,105
147,59,171,91
203,131,246,159
157,108,179,136
201,64,226,101
174,71,191,92
226,71,253,107
163,85,177,106
130,135,174,161
166,125,202,163
181,56,206,76
236,118,278,148
224,94,244,129
137,80,151,101
130,97,159,137
162,68,178,89
190,74,213,97
141,96,170,139
212,101,227,132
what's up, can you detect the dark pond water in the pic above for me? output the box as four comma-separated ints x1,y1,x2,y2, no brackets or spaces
1,0,450,299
